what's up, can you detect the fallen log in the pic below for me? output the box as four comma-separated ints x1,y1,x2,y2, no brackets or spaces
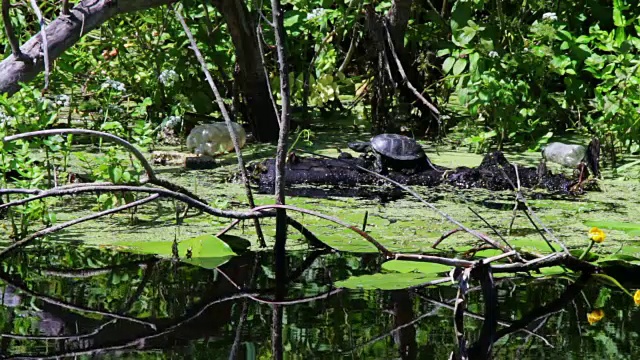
254,151,596,194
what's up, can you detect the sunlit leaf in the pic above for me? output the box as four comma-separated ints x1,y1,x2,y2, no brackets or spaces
111,235,236,269
336,273,448,290
381,260,453,275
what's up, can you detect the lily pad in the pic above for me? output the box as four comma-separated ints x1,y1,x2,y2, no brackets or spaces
381,260,453,275
584,220,640,236
335,273,449,290
597,253,640,267
111,234,237,269
569,249,599,262
510,239,560,253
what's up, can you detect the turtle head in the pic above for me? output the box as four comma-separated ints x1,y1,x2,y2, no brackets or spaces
347,141,371,153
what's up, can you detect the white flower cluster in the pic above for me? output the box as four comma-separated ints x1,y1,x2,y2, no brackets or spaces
488,51,499,58
101,78,126,92
0,109,15,126
306,8,325,21
542,12,557,21
159,69,179,87
54,94,71,107
163,115,182,129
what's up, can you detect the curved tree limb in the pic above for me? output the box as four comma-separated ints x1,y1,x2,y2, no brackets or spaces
3,128,207,203
0,184,272,220
0,0,176,95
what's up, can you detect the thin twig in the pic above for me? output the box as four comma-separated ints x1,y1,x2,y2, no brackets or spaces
29,0,49,90
0,194,160,258
61,0,70,15
382,20,440,118
495,160,568,254
4,129,208,204
173,5,266,247
296,149,507,251
256,25,280,122
0,184,272,220
252,204,391,257
2,0,30,61
5,129,156,181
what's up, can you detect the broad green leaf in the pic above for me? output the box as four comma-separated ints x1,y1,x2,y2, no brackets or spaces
336,273,449,290
510,239,560,253
453,58,468,76
443,57,456,74
593,273,633,297
382,260,452,275
111,235,236,269
584,220,640,235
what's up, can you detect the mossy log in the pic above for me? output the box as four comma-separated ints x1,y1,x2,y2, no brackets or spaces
254,151,595,195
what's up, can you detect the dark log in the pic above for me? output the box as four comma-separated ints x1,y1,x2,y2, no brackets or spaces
255,151,596,195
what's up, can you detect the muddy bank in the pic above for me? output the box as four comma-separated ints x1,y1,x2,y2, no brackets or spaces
254,151,596,194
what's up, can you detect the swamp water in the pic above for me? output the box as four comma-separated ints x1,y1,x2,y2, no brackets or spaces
2,246,640,359
2,143,640,359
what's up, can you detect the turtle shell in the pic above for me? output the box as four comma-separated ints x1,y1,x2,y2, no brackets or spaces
370,134,425,161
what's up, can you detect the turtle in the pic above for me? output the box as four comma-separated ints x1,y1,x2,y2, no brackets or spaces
347,134,440,174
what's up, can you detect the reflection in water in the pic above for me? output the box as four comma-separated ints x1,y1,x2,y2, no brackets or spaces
0,244,639,359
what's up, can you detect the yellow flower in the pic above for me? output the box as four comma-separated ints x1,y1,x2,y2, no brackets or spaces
588,227,606,243
634,290,640,306
587,309,604,325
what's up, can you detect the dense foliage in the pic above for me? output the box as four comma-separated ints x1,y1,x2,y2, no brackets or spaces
1,0,639,235
1,0,638,149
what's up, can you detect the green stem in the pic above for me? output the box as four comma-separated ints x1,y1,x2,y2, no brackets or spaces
578,240,595,260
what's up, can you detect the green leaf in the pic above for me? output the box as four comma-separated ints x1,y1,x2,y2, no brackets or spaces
111,234,237,269
584,220,640,235
593,287,612,308
111,166,123,183
469,52,480,73
442,56,456,74
437,49,451,57
381,260,452,275
335,273,448,290
510,239,560,253
592,273,633,297
613,6,625,27
453,58,468,76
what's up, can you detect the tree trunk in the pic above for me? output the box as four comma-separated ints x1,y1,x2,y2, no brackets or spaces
387,0,440,135
212,0,280,142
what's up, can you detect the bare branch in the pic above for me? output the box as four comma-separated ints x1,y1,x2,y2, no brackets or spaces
0,184,272,220
173,4,266,247
28,0,50,90
61,0,70,15
252,204,391,257
382,20,440,118
5,128,156,180
2,0,31,61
